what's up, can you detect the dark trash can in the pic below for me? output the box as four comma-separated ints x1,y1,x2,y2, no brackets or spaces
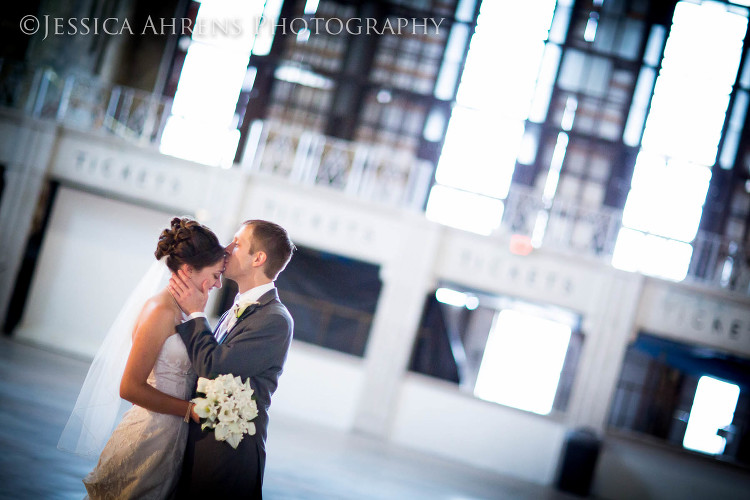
555,428,601,496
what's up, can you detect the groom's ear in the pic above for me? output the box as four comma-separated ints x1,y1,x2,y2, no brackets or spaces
253,251,267,268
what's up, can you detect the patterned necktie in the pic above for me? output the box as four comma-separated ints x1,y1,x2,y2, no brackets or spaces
214,313,229,342
214,307,237,343
215,301,258,343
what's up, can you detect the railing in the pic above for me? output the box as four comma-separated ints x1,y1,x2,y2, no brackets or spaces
243,118,433,210
502,188,623,259
0,59,433,209
687,232,750,294
0,59,171,146
503,186,750,294
1,60,748,296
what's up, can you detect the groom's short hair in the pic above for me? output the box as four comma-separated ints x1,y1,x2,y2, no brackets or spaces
243,219,295,280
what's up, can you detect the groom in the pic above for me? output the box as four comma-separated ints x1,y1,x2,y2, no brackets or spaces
168,219,295,498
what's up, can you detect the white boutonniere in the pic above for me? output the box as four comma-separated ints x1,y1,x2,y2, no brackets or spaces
234,300,260,319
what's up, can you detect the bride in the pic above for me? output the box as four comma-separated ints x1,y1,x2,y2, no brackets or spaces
59,217,226,499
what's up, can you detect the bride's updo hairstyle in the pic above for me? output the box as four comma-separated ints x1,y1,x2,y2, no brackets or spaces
155,217,225,272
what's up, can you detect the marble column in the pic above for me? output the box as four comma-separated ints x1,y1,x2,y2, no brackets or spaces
0,115,57,326
352,222,441,437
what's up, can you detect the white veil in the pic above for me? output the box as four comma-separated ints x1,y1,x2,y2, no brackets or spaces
57,258,171,458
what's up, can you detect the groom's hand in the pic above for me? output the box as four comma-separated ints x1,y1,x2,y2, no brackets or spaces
168,269,210,315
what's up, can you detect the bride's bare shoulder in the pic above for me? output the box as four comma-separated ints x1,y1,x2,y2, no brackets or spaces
134,291,179,336
141,291,175,315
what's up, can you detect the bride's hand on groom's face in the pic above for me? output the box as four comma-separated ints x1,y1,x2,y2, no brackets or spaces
168,269,210,315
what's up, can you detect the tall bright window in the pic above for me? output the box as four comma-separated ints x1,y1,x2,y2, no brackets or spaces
613,1,748,280
159,0,281,167
426,0,557,235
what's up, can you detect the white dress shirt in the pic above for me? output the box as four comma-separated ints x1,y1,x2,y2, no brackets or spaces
214,282,276,343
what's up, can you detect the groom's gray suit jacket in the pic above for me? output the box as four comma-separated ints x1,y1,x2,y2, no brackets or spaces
175,288,293,499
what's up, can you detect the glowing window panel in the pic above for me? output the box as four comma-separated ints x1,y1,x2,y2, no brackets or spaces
683,376,740,455
612,228,694,281
251,0,283,55
190,0,260,50
169,43,249,126
425,185,504,236
435,288,479,310
641,2,746,165
435,109,522,199
474,309,571,415
622,153,712,242
160,116,240,168
457,0,555,119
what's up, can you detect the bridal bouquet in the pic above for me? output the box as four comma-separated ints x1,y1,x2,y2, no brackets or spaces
191,374,258,449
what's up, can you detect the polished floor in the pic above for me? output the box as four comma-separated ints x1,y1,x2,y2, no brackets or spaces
0,336,580,500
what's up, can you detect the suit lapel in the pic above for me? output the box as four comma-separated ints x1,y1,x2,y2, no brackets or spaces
219,288,279,345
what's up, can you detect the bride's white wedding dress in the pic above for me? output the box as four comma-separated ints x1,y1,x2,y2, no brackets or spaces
83,334,196,500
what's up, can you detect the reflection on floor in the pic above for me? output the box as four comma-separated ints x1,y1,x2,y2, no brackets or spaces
0,337,581,499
